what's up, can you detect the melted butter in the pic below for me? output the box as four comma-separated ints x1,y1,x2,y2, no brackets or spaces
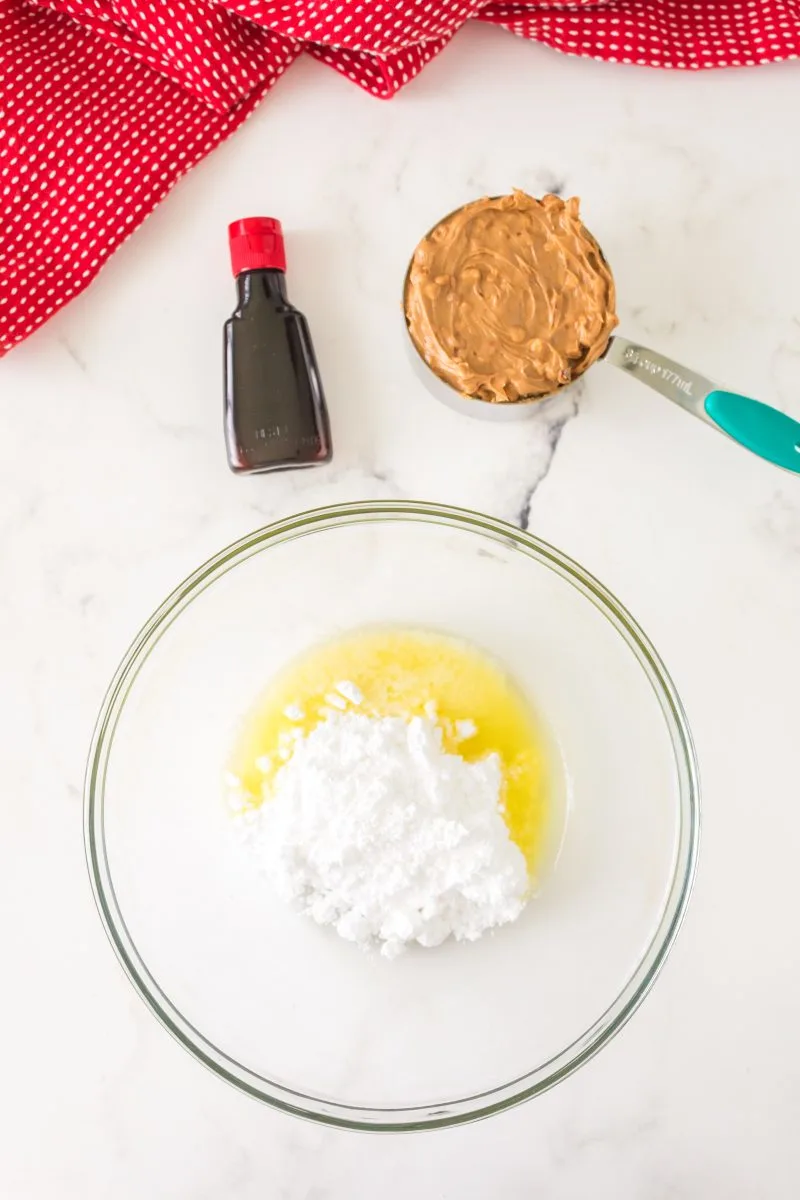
228,627,554,877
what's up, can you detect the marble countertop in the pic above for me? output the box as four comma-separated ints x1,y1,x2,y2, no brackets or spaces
2,22,800,1197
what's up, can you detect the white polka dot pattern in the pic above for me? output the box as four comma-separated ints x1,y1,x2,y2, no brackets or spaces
33,0,296,110
482,2,800,70
2,0,798,352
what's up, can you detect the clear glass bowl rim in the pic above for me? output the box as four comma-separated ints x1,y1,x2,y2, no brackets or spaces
84,500,700,1132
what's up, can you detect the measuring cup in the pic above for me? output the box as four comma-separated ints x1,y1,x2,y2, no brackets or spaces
403,225,800,475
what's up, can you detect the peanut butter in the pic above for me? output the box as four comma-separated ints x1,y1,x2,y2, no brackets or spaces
404,191,618,403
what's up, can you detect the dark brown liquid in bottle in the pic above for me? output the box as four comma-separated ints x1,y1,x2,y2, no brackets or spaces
224,269,332,473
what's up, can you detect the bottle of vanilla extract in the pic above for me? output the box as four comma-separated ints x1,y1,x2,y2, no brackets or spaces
224,217,332,473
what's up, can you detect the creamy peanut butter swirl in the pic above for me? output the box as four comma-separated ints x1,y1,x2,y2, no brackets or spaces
405,191,618,403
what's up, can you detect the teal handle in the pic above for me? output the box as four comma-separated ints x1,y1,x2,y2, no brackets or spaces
705,390,800,474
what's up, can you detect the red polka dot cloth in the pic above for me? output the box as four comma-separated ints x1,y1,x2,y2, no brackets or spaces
2,0,799,353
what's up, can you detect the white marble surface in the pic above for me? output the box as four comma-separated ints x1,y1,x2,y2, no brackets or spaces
2,21,800,1196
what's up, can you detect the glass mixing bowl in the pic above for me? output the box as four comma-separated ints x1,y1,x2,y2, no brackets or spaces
85,501,698,1130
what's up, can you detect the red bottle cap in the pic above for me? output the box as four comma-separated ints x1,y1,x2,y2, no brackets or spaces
228,217,286,276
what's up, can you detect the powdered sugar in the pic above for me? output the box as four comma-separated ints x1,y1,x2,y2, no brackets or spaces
238,708,528,958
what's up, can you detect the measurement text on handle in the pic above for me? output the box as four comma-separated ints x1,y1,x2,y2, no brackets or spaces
623,346,694,396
